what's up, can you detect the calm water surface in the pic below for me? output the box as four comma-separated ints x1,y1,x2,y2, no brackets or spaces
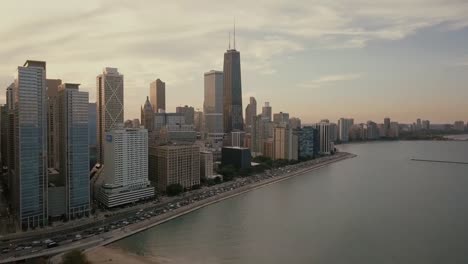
114,141,468,264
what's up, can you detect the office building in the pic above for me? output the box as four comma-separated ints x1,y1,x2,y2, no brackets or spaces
203,70,224,137
273,112,290,127
422,120,430,130
194,111,203,132
13,60,48,230
245,97,257,132
6,83,14,110
251,114,274,156
150,79,166,112
298,126,319,159
149,144,200,192
88,103,97,146
314,122,331,154
338,118,354,142
349,124,366,141
98,127,154,208
262,102,272,122
390,122,400,138
176,105,195,125
124,119,133,128
132,119,140,128
96,67,124,164
289,117,302,129
221,147,251,169
384,117,391,137
329,123,338,143
46,79,62,169
88,103,97,169
200,151,214,179
228,131,245,147
223,41,244,133
366,121,380,140
454,121,465,131
273,126,289,160
141,96,154,131
0,106,7,169
416,118,422,131
57,83,90,219
263,138,274,159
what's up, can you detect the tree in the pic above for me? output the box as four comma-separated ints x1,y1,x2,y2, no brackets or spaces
166,183,184,196
219,165,237,181
239,167,252,177
213,176,222,184
62,250,90,264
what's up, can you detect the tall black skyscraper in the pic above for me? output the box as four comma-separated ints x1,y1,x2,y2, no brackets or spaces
223,25,243,133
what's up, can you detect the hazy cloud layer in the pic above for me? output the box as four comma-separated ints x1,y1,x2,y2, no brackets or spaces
0,0,467,122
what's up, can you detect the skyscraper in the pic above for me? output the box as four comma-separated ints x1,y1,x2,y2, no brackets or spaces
6,83,14,110
289,117,302,129
150,79,166,113
338,118,354,143
149,144,200,192
245,97,257,132
14,60,48,230
176,105,195,125
203,70,224,146
57,83,90,219
88,103,97,147
298,126,319,159
141,96,154,132
262,102,272,122
273,126,290,160
273,112,290,126
46,79,62,169
96,67,124,164
223,41,243,133
384,117,391,137
98,126,154,208
314,122,331,154
88,102,97,169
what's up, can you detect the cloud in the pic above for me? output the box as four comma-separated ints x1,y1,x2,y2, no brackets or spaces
298,73,363,88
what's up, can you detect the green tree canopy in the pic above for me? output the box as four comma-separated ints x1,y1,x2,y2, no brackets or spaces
166,183,184,196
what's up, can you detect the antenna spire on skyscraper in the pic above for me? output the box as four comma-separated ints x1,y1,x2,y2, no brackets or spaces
229,31,231,50
234,17,236,50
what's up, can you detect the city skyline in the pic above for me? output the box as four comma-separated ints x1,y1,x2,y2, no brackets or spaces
1,1,468,123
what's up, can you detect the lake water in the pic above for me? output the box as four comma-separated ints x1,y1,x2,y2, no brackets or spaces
113,141,468,264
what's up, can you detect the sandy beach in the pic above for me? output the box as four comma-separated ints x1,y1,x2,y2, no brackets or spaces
86,246,165,264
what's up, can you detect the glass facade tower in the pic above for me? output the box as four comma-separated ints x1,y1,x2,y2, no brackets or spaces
14,60,48,230
58,83,90,219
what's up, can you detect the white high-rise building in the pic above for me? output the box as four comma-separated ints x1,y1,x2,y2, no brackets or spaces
14,60,48,230
338,118,354,142
98,126,154,208
96,67,124,164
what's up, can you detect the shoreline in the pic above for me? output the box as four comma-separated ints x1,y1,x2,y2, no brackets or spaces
89,152,356,248
3,152,355,263
83,152,356,263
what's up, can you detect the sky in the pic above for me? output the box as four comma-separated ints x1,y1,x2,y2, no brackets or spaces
0,0,467,124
